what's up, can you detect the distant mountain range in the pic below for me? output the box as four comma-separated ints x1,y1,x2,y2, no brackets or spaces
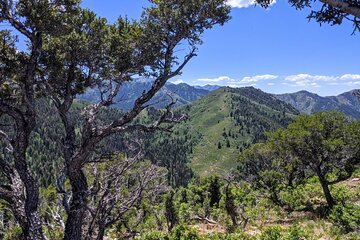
178,87,299,175
275,90,360,119
79,80,360,119
35,84,360,178
79,81,210,110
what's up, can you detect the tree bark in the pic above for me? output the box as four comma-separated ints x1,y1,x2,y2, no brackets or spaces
11,107,45,240
96,227,105,240
318,174,334,209
63,169,88,240
13,157,44,239
55,95,91,240
320,0,360,19
153,210,163,231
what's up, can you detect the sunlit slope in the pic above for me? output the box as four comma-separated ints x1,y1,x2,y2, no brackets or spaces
181,87,299,176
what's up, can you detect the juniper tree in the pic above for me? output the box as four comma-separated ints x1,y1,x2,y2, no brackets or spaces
0,1,81,238
0,0,230,239
239,112,360,210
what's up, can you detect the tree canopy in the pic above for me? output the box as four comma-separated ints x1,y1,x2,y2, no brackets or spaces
256,0,360,34
239,111,360,209
0,0,230,239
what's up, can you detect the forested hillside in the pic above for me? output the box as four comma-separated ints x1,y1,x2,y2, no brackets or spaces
11,99,194,188
180,87,299,175
3,87,360,240
22,87,300,187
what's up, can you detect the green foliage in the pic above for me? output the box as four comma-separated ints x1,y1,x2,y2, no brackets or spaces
259,224,311,240
331,184,357,205
239,111,360,209
165,191,179,231
141,224,201,240
185,86,299,176
171,224,201,240
4,98,194,188
255,0,360,34
1,0,232,238
208,176,222,208
259,225,283,240
329,204,360,233
2,225,22,240
142,231,170,240
202,231,255,240
178,202,191,223
145,132,195,187
284,225,310,240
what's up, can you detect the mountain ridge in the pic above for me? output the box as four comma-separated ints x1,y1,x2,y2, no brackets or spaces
79,81,210,110
275,89,360,119
78,79,360,119
178,86,299,175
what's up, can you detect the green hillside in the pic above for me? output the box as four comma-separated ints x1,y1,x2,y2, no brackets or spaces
11,87,300,186
180,87,299,176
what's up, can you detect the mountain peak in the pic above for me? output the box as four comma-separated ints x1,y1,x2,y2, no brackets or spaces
184,85,299,175
275,89,360,119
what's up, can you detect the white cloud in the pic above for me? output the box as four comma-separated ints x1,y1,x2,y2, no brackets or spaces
283,73,360,88
283,74,338,88
227,0,255,8
285,74,337,82
285,74,360,83
227,0,276,8
240,74,278,84
197,76,235,83
195,74,277,87
229,83,257,88
283,81,321,88
345,81,360,86
194,73,360,89
340,74,360,81
170,79,184,85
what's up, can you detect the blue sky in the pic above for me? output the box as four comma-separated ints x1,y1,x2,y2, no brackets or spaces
82,0,360,96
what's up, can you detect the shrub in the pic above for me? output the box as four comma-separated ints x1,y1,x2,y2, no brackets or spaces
260,225,283,240
141,231,169,240
284,224,310,240
171,224,202,240
203,231,254,240
329,204,360,233
3,225,23,240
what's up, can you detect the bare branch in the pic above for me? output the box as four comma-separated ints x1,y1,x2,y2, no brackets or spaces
0,185,12,202
0,129,13,152
0,0,33,39
99,48,196,138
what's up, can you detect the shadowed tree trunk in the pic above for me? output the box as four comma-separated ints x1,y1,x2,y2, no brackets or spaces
317,172,334,209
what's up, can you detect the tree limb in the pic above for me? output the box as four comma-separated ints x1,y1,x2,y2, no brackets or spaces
320,0,360,19
0,129,13,152
0,0,33,40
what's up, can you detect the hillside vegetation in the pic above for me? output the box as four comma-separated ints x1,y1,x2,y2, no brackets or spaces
180,87,299,175
2,94,360,240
